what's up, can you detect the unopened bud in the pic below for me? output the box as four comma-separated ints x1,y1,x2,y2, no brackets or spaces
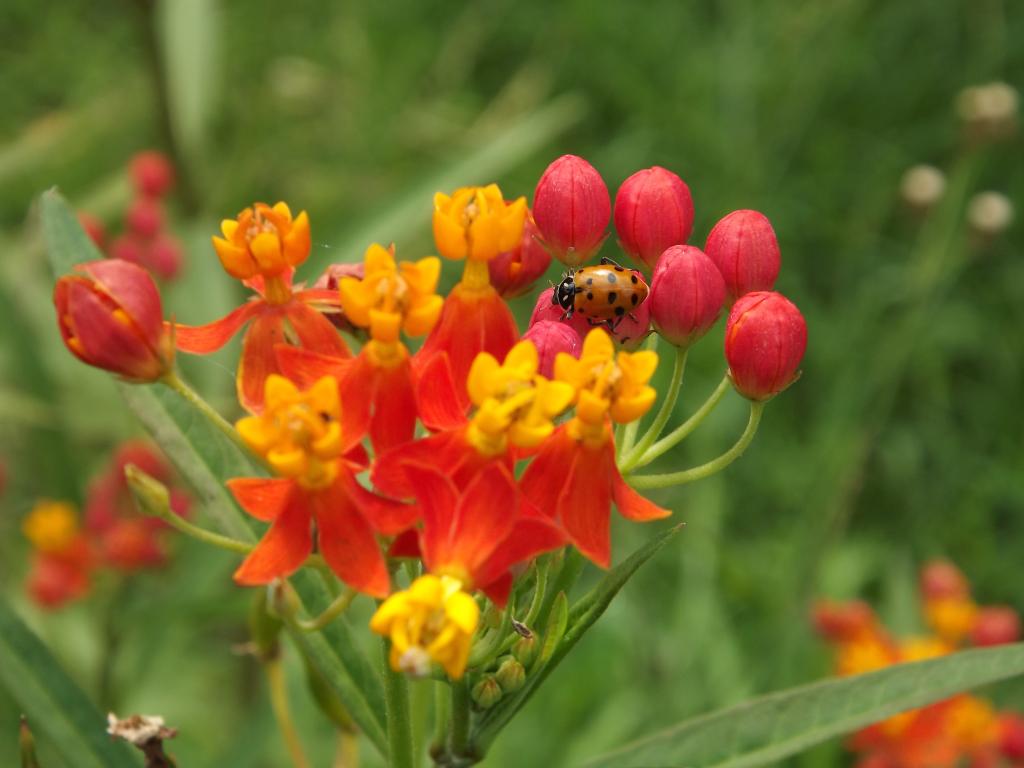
495,656,526,693
512,634,538,667
967,191,1014,237
523,321,580,377
148,234,184,281
900,164,946,211
724,291,807,401
490,215,553,296
971,606,1021,647
1001,713,1024,761
533,155,610,267
811,600,876,643
649,245,726,347
704,210,780,302
126,198,164,239
614,166,695,268
130,151,176,198
529,287,590,338
920,560,969,600
471,676,503,709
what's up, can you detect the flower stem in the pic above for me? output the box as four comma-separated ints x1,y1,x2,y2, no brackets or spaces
632,373,732,469
382,637,415,768
627,401,765,490
430,680,451,759
294,588,358,632
448,679,472,761
161,370,258,462
619,347,687,470
266,657,311,768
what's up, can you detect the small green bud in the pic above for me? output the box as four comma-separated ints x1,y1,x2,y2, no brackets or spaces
512,634,538,667
495,656,526,693
483,603,503,629
471,676,502,709
249,588,283,661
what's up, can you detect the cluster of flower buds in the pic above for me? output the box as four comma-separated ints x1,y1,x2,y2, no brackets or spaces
79,151,184,281
813,560,1024,768
21,442,190,608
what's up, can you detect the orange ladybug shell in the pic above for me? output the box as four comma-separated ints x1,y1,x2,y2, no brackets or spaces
572,264,649,320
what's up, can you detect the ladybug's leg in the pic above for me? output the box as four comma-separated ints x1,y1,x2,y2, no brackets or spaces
561,306,575,321
599,256,626,269
607,316,623,332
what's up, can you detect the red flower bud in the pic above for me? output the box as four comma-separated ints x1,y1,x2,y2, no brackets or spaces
54,260,172,382
724,291,806,400
523,320,581,377
125,197,164,239
532,155,610,266
489,215,552,297
920,559,970,600
970,606,1021,647
649,245,726,347
148,234,184,281
130,151,175,198
612,296,652,350
811,600,876,642
613,166,694,268
529,287,591,337
77,213,106,250
705,210,781,302
1001,714,1024,760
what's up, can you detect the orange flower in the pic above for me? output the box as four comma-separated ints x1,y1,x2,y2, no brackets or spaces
520,329,668,567
229,375,413,594
22,501,94,609
175,203,348,411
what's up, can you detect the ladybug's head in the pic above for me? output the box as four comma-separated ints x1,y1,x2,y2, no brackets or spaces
553,273,577,311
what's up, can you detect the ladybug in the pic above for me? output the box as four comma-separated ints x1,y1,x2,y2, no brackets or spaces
552,257,650,330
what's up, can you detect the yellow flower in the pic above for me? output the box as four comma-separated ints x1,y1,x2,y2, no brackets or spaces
236,375,343,488
370,575,479,679
433,185,527,262
465,341,575,456
22,500,79,553
555,329,658,442
899,636,951,663
946,695,1000,749
924,596,977,645
338,244,443,344
835,636,893,677
212,202,311,283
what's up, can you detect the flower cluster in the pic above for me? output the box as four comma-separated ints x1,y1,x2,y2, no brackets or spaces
22,442,190,608
53,154,808,685
79,150,184,281
814,560,1024,768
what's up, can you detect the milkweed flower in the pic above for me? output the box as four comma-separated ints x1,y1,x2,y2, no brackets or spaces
278,243,443,453
371,463,564,678
532,155,610,267
174,203,349,411
725,291,807,401
520,329,670,567
419,184,527,407
22,501,94,609
54,259,173,382
613,166,694,268
229,374,413,595
704,210,781,303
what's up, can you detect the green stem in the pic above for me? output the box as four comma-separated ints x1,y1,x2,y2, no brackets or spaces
448,679,472,761
620,347,687,469
431,681,450,757
266,658,311,768
294,588,358,632
523,559,549,628
382,637,415,768
161,370,258,462
628,401,764,490
632,373,732,469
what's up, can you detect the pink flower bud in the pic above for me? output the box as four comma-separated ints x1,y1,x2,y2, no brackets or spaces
130,151,175,198
724,291,806,400
489,216,552,297
649,245,726,347
920,560,970,600
705,210,781,302
532,155,610,266
78,213,106,250
148,234,184,281
612,297,651,350
523,321,581,377
54,260,172,382
529,287,590,337
125,198,164,239
613,166,694,268
970,606,1021,647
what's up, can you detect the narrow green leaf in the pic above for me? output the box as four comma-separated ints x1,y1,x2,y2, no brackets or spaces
582,643,1024,768
159,0,218,157
537,592,568,668
40,189,104,276
0,600,136,768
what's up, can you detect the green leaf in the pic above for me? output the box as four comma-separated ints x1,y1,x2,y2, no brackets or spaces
537,592,568,668
582,643,1024,768
473,525,682,751
40,189,104,276
0,600,136,768
159,0,218,158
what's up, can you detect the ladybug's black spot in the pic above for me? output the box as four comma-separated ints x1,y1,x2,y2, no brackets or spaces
586,292,594,300
607,291,618,304
575,269,582,275
586,278,593,285
614,306,626,317
606,273,617,284
614,265,624,272
631,294,639,306
631,274,639,284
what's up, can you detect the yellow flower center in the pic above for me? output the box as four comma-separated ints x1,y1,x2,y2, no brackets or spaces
464,341,575,457
369,575,479,680
23,500,79,553
432,184,527,263
236,375,343,489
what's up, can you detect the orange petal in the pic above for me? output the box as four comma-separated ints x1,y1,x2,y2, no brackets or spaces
369,356,417,453
233,492,312,585
612,462,671,522
474,517,565,596
174,301,263,354
448,463,519,576
519,427,575,519
558,441,612,568
285,301,350,358
227,477,296,522
238,310,287,412
338,469,417,536
313,484,390,597
371,430,468,499
275,344,350,388
400,463,459,571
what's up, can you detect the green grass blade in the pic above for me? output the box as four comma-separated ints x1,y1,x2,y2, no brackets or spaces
0,599,137,768
582,643,1024,768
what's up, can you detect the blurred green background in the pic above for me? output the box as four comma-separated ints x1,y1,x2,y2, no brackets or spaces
1,1,1021,765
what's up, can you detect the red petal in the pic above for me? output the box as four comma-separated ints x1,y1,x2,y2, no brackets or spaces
174,300,263,354
337,352,374,451
479,572,514,608
369,357,418,453
66,281,162,378
388,529,422,559
294,288,342,306
474,517,565,591
400,462,459,571
285,301,350,358
238,310,287,412
519,428,575,519
448,463,518,577
559,441,613,568
80,260,164,349
275,344,350,387
313,485,390,597
612,465,671,521
338,468,417,536
233,492,312,585
344,443,370,470
227,477,296,522
413,351,468,431
371,430,470,499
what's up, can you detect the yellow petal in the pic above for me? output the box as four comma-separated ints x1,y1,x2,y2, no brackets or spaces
308,376,340,415
610,387,657,423
408,574,444,605
364,243,396,275
249,231,284,272
264,374,299,409
581,328,614,359
282,210,311,266
272,201,293,221
402,295,443,337
369,309,402,344
468,211,501,261
221,219,240,240
619,350,659,386
576,389,611,424
537,379,576,417
553,353,584,390
433,210,468,260
466,352,500,406
268,447,306,477
497,197,528,251
445,591,480,634
504,340,539,374
509,421,554,449
401,257,441,296
236,416,276,453
312,421,342,458
338,277,372,328
370,592,411,634
212,237,254,279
